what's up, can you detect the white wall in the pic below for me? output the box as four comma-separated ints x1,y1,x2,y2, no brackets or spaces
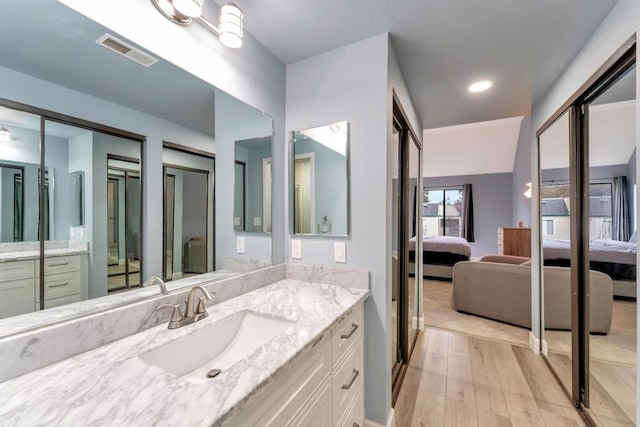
528,1,639,418
56,0,287,264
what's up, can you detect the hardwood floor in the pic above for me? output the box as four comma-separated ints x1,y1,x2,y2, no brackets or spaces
546,352,636,426
395,328,586,427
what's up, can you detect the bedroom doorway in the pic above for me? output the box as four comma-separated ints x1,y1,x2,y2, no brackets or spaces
390,92,423,403
537,38,636,424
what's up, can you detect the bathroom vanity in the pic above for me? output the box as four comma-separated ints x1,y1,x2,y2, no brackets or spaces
0,264,369,426
0,243,89,319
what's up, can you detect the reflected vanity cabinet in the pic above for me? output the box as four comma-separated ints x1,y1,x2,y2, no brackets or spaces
497,227,531,257
0,254,88,319
222,301,364,427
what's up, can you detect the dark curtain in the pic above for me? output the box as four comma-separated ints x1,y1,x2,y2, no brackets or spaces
462,183,475,242
613,176,631,241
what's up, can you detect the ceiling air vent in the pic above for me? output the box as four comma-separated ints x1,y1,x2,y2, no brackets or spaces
95,34,159,67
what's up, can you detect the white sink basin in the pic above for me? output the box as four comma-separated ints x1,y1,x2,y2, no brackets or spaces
139,310,294,384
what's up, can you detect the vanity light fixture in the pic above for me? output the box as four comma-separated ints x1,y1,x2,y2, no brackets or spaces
151,0,244,48
0,127,12,144
468,80,493,93
523,182,532,199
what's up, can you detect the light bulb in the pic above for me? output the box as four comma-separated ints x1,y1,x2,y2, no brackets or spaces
173,0,203,18
218,3,243,48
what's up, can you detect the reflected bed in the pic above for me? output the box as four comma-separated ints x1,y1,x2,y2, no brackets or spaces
543,238,637,297
409,236,472,280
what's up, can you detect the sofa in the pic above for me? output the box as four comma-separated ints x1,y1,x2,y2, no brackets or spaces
452,255,613,334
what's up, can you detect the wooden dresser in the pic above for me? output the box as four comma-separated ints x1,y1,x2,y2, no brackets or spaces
497,227,531,257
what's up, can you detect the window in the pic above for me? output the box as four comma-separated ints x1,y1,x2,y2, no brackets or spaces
423,187,463,237
541,181,613,240
542,218,555,236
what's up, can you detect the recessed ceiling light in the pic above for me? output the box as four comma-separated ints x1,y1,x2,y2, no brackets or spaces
468,80,493,93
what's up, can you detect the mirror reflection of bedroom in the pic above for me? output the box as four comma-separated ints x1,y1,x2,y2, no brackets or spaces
421,118,534,347
542,63,637,424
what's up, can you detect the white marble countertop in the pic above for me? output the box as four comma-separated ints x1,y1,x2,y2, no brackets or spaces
0,279,368,426
0,248,89,262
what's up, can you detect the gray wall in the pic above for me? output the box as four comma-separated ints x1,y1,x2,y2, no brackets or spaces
512,116,532,227
246,143,271,233
424,173,513,256
285,34,423,424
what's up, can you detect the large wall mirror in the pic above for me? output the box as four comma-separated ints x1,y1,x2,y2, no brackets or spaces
0,0,275,335
290,121,350,236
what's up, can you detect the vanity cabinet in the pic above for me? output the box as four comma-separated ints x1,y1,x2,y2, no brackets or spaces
0,260,36,319
0,254,87,319
222,301,364,427
35,255,83,310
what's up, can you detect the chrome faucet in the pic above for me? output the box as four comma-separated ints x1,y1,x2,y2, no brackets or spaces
143,276,168,294
156,285,216,329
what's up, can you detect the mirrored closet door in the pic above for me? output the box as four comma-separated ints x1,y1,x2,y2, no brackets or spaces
538,38,636,424
391,94,423,402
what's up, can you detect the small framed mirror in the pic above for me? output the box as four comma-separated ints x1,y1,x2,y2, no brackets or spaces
291,121,350,236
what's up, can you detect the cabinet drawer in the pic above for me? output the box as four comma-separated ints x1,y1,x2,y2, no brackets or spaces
36,255,81,276
333,341,363,423
0,260,34,282
289,378,332,427
221,332,331,427
35,272,81,300
39,293,81,310
332,303,362,366
337,387,363,427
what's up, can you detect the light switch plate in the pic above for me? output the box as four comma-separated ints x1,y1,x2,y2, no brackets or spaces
253,217,262,227
233,217,241,226
237,236,245,254
292,240,302,259
334,242,346,263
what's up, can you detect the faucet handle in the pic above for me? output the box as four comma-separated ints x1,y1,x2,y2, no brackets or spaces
156,303,183,323
195,296,211,315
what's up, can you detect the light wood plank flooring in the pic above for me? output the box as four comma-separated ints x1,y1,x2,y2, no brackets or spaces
395,328,586,427
546,352,636,426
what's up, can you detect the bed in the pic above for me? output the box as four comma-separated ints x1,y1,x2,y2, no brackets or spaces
409,236,472,280
543,239,637,297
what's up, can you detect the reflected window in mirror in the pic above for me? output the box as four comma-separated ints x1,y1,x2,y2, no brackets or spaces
234,137,272,234
162,144,215,282
291,121,349,236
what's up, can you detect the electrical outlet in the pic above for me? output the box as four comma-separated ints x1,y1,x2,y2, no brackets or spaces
233,217,241,226
292,240,302,259
237,236,245,254
253,217,262,227
334,242,346,263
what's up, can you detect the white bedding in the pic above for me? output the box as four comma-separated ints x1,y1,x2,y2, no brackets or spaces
543,239,636,265
409,236,471,258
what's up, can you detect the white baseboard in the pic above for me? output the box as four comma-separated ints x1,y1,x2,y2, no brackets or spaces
541,339,548,356
412,316,425,331
529,332,540,354
365,408,395,427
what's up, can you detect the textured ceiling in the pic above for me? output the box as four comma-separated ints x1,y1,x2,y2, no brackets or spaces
236,0,619,128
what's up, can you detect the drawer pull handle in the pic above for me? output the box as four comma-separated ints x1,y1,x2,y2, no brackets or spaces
49,262,69,267
341,323,358,339
50,282,69,288
342,368,359,390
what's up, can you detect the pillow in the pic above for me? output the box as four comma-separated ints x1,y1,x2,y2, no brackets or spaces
630,231,637,244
